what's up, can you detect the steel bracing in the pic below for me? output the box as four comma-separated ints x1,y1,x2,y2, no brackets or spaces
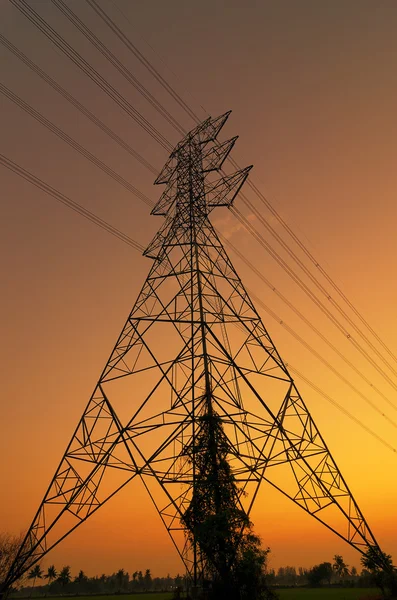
3,111,384,591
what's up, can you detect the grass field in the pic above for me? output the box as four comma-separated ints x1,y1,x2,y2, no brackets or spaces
15,590,380,600
277,589,380,599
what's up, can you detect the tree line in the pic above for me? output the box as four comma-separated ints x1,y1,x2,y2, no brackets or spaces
9,550,392,596
268,554,376,587
17,565,185,596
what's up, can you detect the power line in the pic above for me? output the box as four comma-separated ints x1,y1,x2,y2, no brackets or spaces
0,33,158,176
0,82,155,208
221,232,397,412
0,153,145,252
6,63,397,434
287,365,397,455
237,188,397,379
6,0,397,455
85,0,201,125
50,0,186,137
10,0,173,152
231,206,397,395
109,0,209,120
104,1,397,379
3,149,396,460
88,0,397,386
245,286,397,428
16,0,394,395
242,171,397,367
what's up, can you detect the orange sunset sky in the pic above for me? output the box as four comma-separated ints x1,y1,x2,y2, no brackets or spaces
1,0,397,579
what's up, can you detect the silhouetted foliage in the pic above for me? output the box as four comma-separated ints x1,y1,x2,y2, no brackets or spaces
27,564,43,589
44,565,57,584
361,546,397,598
333,554,349,578
57,566,71,587
307,562,333,586
0,532,26,592
182,409,276,599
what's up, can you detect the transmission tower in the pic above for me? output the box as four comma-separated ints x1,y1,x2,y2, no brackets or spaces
2,111,386,594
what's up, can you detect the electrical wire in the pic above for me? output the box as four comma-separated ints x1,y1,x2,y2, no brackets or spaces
101,0,397,378
231,206,397,396
237,188,397,379
10,0,173,152
7,58,397,435
0,153,145,252
286,365,397,454
0,82,155,208
108,0,209,120
245,286,397,427
220,232,397,411
0,33,158,176
3,151,396,457
6,0,397,454
85,0,201,125
237,165,397,366
50,0,186,137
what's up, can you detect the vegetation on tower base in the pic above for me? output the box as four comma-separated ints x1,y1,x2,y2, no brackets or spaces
181,408,277,599
360,546,397,599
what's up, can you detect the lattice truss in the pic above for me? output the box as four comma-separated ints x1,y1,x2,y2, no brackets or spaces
5,111,382,588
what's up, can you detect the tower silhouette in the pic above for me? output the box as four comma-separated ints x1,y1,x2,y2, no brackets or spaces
3,112,385,592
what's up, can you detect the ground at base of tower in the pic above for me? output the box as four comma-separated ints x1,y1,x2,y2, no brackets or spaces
7,589,380,600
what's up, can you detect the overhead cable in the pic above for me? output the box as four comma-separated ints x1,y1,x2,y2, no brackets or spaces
238,189,397,379
3,151,396,458
93,0,397,374
287,365,397,454
221,232,397,411
10,0,173,152
0,82,154,208
232,206,397,395
0,153,145,252
0,33,158,176
85,0,201,124
245,286,397,426
50,0,186,137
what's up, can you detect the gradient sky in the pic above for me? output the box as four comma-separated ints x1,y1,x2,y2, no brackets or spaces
1,0,397,579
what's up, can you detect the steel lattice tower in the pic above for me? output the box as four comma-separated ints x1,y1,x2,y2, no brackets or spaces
2,112,386,593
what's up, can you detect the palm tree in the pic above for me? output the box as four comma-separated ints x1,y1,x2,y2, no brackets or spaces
333,555,349,578
144,569,151,590
115,568,127,591
57,566,71,587
44,565,57,584
75,570,88,584
27,564,43,590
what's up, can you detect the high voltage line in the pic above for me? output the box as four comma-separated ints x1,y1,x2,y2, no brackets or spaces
286,365,397,454
231,206,397,394
84,0,397,382
7,0,397,391
0,82,154,208
4,0,397,449
87,0,397,373
247,286,397,427
85,0,202,124
1,150,396,457
235,189,397,378
239,167,397,366
221,233,397,412
50,0,187,137
9,0,173,151
0,32,158,175
0,153,145,252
